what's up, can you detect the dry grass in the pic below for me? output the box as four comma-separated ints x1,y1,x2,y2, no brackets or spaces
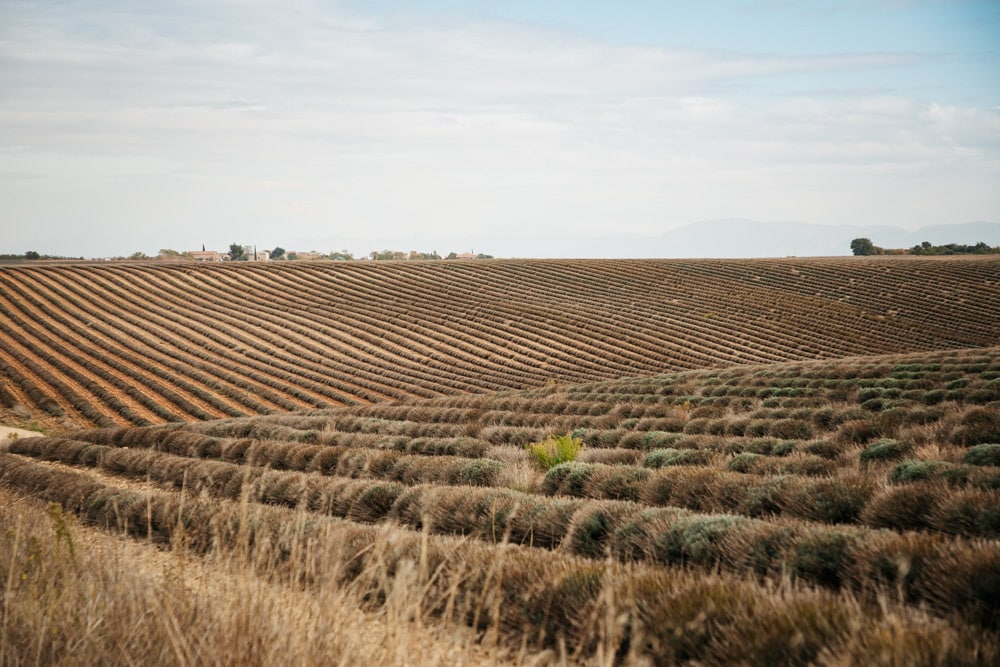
3,480,996,666
0,488,516,667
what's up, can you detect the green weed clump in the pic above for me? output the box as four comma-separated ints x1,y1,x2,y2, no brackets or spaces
781,477,876,525
541,461,593,496
891,459,949,483
930,490,1000,538
642,448,712,468
804,439,841,459
860,439,911,464
860,484,940,532
952,408,1000,446
728,452,763,473
889,459,1000,490
525,433,582,470
963,443,1000,467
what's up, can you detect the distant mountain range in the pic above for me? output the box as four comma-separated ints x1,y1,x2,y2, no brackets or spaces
294,220,1000,259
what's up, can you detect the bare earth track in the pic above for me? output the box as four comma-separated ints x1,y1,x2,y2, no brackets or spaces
1,256,998,431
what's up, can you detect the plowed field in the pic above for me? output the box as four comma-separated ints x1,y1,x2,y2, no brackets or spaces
1,256,998,431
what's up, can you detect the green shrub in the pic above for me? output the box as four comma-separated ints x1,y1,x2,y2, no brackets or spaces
860,484,939,531
690,404,726,419
930,490,1000,538
952,408,1000,446
683,418,712,434
541,461,593,496
781,456,836,477
350,482,405,522
450,459,504,486
643,448,711,468
640,431,684,449
891,459,949,483
859,439,911,464
804,439,840,460
831,408,871,425
740,477,789,517
968,385,1000,404
584,466,651,502
525,433,583,470
876,407,912,436
566,503,636,558
963,443,1000,467
810,408,837,429
728,452,763,473
782,477,875,524
856,388,883,403
837,419,880,445
921,389,946,405
861,398,886,411
746,438,780,455
772,440,797,456
657,515,744,565
718,419,745,436
791,528,862,588
642,448,676,468
570,428,601,446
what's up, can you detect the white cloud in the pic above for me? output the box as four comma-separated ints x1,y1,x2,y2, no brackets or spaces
0,1,997,256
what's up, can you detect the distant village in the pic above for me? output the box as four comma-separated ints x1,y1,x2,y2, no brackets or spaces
2,245,495,262
185,245,495,262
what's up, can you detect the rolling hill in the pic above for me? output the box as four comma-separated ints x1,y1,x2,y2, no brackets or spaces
1,255,998,431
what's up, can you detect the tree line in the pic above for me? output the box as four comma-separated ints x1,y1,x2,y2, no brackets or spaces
851,238,1000,256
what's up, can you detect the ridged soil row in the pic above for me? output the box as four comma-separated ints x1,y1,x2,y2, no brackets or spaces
600,260,945,357
112,265,493,397
0,299,162,426
347,262,665,367
2,258,998,429
54,267,392,405
271,263,616,381
362,261,724,373
494,261,799,364
316,259,744,374
612,263,878,357
606,259,920,352
268,261,628,380
0,341,73,419
0,323,118,426
16,268,328,416
670,258,1000,346
0,270,278,419
473,260,863,364
9,269,303,416
0,287,221,425
167,264,539,390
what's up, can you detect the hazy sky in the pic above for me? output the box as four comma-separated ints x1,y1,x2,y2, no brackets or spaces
1,0,998,257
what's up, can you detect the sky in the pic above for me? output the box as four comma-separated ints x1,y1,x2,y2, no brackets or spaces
1,0,998,258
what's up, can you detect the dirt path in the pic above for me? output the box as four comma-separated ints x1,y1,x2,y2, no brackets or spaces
0,425,44,441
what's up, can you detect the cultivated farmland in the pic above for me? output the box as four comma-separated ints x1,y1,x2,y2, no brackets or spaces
0,256,998,431
2,257,1000,664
